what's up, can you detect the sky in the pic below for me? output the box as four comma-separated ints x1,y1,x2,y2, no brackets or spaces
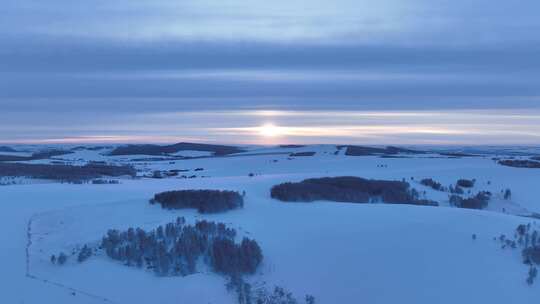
1,0,539,145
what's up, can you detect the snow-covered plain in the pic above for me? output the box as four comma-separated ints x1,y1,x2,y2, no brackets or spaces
1,144,540,303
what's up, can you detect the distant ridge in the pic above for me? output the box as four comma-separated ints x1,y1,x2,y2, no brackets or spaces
109,142,245,156
0,149,73,162
0,146,17,153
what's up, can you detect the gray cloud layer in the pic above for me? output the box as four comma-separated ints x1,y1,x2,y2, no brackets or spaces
1,0,539,143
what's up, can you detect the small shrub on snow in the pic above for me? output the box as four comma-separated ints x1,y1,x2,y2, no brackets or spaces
449,185,464,194
420,178,444,191
527,266,538,285
77,245,92,263
57,252,68,265
504,189,512,200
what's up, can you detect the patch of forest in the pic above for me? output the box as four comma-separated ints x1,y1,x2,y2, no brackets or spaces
420,177,475,192
0,149,74,162
0,146,18,152
0,162,135,181
339,145,423,156
71,145,111,151
499,159,540,168
438,152,480,157
109,142,245,156
0,155,29,161
52,217,314,304
150,189,244,213
289,152,316,157
419,177,501,210
271,176,437,206
449,191,492,209
279,145,306,148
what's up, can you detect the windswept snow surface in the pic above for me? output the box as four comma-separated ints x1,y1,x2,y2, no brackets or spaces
1,145,539,303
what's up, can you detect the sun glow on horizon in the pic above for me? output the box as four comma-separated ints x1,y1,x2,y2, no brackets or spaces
3,109,540,145
258,123,283,137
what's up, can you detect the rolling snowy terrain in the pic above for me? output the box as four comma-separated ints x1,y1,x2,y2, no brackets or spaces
1,143,540,303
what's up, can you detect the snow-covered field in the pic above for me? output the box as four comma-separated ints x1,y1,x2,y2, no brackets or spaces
1,144,540,303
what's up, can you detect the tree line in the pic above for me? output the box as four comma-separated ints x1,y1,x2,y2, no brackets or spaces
0,162,135,182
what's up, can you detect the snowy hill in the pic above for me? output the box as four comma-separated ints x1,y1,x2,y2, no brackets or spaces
0,143,539,303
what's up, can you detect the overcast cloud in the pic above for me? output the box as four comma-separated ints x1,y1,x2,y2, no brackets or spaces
1,0,539,144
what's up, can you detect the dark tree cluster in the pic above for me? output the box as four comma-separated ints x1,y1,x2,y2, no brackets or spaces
0,155,31,161
30,149,74,159
254,286,316,304
226,277,316,304
449,185,465,194
504,189,512,200
289,152,316,157
52,218,268,304
77,245,93,262
0,176,22,186
130,157,178,162
109,142,244,156
439,152,478,157
148,170,196,179
0,162,136,182
150,190,244,213
71,145,111,151
50,220,313,304
420,178,445,191
279,145,306,148
0,149,74,162
456,179,475,188
498,159,540,169
419,177,482,195
98,217,262,278
0,146,17,153
91,179,120,184
496,223,540,285
448,194,463,206
270,176,437,206
341,145,422,156
212,238,263,275
51,252,68,265
449,191,491,209
412,199,440,207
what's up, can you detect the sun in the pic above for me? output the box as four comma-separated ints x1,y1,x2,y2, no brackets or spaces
258,123,281,137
